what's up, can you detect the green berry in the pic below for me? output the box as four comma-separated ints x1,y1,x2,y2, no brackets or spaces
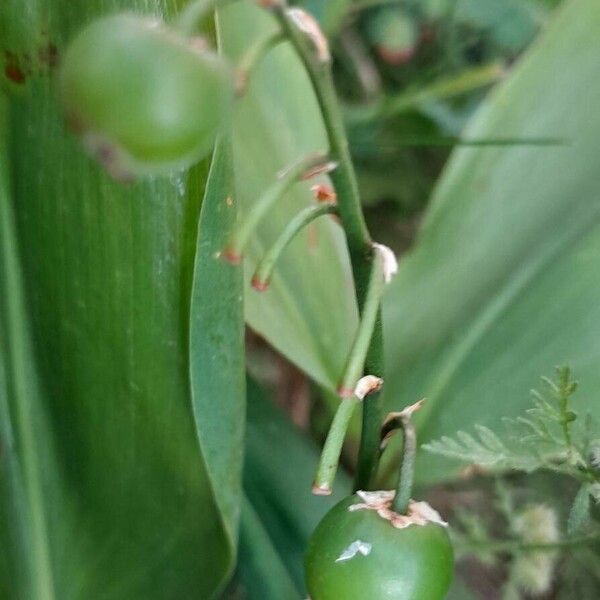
305,493,454,600
366,7,418,65
59,14,234,180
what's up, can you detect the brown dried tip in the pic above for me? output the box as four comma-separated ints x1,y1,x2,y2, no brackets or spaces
251,276,269,292
256,0,282,8
398,398,425,419
312,483,332,496
336,385,355,399
459,464,488,480
287,8,331,63
221,248,241,265
349,492,448,529
376,46,416,66
311,184,337,203
301,161,338,181
235,71,248,96
354,375,384,400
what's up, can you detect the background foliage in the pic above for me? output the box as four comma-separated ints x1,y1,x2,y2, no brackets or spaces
2,0,600,598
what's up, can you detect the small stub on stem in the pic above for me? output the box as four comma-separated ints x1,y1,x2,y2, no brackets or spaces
220,247,242,265
311,483,333,496
311,375,382,496
311,183,337,203
372,242,398,283
380,399,426,451
354,375,384,400
256,0,283,8
287,8,331,63
300,160,338,181
251,275,270,292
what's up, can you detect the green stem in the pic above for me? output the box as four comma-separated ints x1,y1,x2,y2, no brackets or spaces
223,152,327,263
313,397,361,495
337,250,385,396
270,4,384,491
462,534,600,555
346,62,505,124
252,202,337,291
175,0,236,36
236,31,285,95
392,410,417,515
313,251,385,495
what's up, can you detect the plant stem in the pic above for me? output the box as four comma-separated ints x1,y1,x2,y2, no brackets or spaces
462,533,600,555
346,62,505,124
312,397,361,495
236,30,285,95
270,3,384,491
223,152,327,263
392,409,417,515
252,202,337,291
176,0,237,36
336,250,384,396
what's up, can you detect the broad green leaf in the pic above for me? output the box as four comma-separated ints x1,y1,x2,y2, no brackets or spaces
2,1,237,597
237,497,300,600
239,377,351,597
220,2,358,390
189,134,245,565
383,0,600,484
0,94,63,600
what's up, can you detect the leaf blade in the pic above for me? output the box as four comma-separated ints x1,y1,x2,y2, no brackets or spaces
383,0,600,483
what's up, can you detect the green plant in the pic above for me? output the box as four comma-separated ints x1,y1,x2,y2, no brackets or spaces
3,0,600,598
306,402,454,600
60,13,234,180
425,367,600,598
305,492,453,599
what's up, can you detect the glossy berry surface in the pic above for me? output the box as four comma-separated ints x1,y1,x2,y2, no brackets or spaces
305,494,454,600
60,14,233,179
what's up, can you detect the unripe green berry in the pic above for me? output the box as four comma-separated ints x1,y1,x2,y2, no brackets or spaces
59,14,234,180
305,493,454,600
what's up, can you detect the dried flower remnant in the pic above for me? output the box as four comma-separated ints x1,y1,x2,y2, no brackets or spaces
353,375,383,400
372,242,398,283
349,490,448,530
311,184,337,203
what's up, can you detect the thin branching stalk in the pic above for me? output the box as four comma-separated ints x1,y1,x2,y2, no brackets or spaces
312,375,383,495
312,397,361,495
269,2,385,490
223,152,327,263
252,202,337,291
336,251,385,397
391,400,423,514
236,30,285,95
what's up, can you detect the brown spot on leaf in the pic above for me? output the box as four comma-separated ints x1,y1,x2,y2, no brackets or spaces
5,63,25,83
39,43,59,68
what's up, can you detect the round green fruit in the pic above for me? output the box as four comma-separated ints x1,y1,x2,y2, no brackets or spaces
59,14,234,180
305,492,454,600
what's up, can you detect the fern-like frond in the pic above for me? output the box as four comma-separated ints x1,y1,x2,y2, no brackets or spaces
424,367,596,477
